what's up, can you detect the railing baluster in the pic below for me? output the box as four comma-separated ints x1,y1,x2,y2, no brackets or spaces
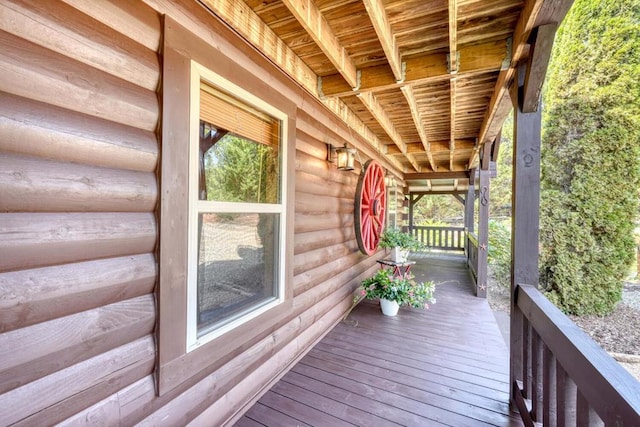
531,331,544,423
523,320,531,399
556,361,577,427
543,345,556,427
577,389,604,427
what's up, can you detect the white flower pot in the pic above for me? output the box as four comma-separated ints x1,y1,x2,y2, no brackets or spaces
380,298,400,316
390,247,409,263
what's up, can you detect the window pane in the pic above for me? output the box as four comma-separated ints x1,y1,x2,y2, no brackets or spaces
200,131,280,203
196,212,279,335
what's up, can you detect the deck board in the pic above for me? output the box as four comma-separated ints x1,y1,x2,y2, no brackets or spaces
236,256,522,426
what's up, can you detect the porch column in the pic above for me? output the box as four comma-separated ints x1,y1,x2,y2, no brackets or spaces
464,169,475,259
408,193,416,233
509,64,542,408
476,165,490,298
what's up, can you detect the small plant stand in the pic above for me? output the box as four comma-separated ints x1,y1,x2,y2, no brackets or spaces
376,259,416,279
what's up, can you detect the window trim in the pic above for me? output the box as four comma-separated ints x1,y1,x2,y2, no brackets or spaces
158,16,295,396
186,62,288,351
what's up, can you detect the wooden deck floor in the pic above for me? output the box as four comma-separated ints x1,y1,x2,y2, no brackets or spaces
234,256,523,426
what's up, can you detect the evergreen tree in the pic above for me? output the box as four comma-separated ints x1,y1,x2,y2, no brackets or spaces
204,135,278,204
540,0,640,315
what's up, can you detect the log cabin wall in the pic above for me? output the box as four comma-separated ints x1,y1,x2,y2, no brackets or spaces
0,0,387,424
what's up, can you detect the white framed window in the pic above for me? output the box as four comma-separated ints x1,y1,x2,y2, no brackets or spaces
186,62,288,351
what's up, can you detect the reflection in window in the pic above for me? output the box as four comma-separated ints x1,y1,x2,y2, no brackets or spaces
197,212,278,336
200,131,279,204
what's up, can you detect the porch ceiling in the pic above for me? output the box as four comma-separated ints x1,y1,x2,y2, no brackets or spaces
201,0,572,191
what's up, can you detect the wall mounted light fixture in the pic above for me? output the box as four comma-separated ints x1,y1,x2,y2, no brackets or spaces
327,143,358,171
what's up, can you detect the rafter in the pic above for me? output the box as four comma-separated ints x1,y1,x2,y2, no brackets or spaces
362,0,403,82
281,0,359,88
318,40,508,98
198,0,406,173
405,171,470,180
449,78,456,171
400,86,437,171
410,189,469,195
351,92,416,171
406,154,421,173
322,97,404,171
470,0,548,167
522,23,558,112
470,0,574,168
448,0,458,74
357,91,406,151
277,0,422,174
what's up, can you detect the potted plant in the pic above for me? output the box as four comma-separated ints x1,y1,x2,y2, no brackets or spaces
379,227,423,262
359,268,436,316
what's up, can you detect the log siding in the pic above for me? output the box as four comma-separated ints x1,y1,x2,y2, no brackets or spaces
0,0,385,425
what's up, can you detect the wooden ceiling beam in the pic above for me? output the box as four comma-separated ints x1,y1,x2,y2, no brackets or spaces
318,40,507,97
280,0,359,89
405,171,470,180
400,85,437,171
199,0,406,173
357,91,407,152
406,153,421,173
471,0,573,167
448,0,458,172
357,92,404,150
199,0,318,93
409,189,469,195
449,78,456,171
279,0,420,174
448,0,458,74
522,23,558,112
322,96,405,171
470,0,544,167
491,129,502,162
386,143,429,155
360,0,421,173
362,0,403,82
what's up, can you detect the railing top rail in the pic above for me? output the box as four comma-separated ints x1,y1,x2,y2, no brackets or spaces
467,232,478,246
517,284,640,421
413,225,465,231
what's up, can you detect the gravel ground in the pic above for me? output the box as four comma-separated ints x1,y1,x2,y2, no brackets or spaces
487,275,640,356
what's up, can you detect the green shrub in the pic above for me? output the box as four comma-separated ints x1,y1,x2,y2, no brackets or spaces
539,0,640,315
488,220,511,290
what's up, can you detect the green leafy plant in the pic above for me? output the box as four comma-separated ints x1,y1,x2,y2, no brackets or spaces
379,228,423,251
360,268,436,309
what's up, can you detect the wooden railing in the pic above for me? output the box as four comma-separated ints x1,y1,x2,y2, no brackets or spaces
513,284,640,425
412,226,465,252
466,231,478,279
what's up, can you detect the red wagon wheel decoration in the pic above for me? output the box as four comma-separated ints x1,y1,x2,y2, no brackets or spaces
355,160,387,255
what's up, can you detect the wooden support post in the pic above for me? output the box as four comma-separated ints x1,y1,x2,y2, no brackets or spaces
408,194,423,233
510,63,542,410
477,167,490,298
464,169,475,260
